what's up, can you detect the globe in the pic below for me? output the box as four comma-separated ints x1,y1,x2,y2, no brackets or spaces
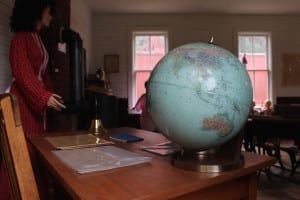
147,42,253,150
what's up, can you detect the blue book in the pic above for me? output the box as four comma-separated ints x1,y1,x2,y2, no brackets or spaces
109,133,144,143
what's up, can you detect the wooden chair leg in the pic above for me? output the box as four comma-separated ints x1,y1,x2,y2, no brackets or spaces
275,148,284,170
263,138,285,171
264,167,273,181
287,151,297,177
257,167,273,187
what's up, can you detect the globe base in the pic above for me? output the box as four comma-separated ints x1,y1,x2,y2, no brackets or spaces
171,150,244,172
171,131,245,172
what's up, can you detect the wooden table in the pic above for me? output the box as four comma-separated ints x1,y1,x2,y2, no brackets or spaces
29,127,276,200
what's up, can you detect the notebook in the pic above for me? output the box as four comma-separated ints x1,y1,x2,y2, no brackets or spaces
46,134,113,150
109,133,144,143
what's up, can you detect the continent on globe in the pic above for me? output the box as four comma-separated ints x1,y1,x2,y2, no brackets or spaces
202,115,232,137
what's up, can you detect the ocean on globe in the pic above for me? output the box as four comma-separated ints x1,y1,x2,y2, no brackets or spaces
147,42,253,150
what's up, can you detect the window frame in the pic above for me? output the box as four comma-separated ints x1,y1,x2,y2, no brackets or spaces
128,30,169,114
237,32,273,107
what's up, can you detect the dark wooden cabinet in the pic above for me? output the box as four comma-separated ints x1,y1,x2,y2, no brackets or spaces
42,0,70,101
41,0,77,132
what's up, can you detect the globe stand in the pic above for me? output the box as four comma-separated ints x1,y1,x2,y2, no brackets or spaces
171,129,245,172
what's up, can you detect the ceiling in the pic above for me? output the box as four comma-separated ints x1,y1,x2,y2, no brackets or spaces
84,0,300,15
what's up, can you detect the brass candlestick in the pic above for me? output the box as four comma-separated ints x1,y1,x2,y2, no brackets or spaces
88,96,106,136
89,118,105,136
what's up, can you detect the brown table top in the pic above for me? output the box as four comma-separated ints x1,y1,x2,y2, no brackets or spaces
28,127,276,200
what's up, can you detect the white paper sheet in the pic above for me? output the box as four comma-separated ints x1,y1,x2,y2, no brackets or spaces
52,146,152,174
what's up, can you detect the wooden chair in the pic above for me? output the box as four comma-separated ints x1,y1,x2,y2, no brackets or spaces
0,94,39,199
280,145,300,176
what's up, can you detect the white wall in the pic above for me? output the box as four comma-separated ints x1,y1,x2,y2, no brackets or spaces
91,14,300,99
0,0,13,93
71,0,92,73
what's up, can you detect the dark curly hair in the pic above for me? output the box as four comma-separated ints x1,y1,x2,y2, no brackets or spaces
10,0,55,32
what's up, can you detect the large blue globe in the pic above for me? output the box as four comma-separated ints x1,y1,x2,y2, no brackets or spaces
147,42,252,150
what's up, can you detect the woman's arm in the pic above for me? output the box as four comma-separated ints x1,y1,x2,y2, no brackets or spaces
134,94,146,112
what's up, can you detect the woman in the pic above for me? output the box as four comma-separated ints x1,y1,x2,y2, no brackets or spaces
133,81,156,132
0,0,65,199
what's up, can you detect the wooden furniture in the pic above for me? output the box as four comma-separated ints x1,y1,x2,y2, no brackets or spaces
276,96,300,105
0,94,39,199
28,127,275,200
41,0,70,104
246,116,300,140
42,0,84,132
86,86,119,128
275,96,300,175
245,116,300,174
118,98,140,128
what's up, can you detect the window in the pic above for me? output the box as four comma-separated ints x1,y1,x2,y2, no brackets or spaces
129,31,168,112
238,32,272,107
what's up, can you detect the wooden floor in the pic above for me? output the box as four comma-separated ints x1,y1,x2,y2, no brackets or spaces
258,174,300,200
257,145,300,200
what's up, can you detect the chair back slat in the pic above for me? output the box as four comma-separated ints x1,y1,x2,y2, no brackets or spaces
0,94,39,200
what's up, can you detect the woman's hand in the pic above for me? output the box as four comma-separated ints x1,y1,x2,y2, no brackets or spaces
47,94,66,111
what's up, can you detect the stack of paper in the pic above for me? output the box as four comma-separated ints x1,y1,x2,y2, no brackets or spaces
52,146,152,174
141,141,182,156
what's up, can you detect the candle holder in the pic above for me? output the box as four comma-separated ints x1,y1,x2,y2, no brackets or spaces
88,96,106,136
